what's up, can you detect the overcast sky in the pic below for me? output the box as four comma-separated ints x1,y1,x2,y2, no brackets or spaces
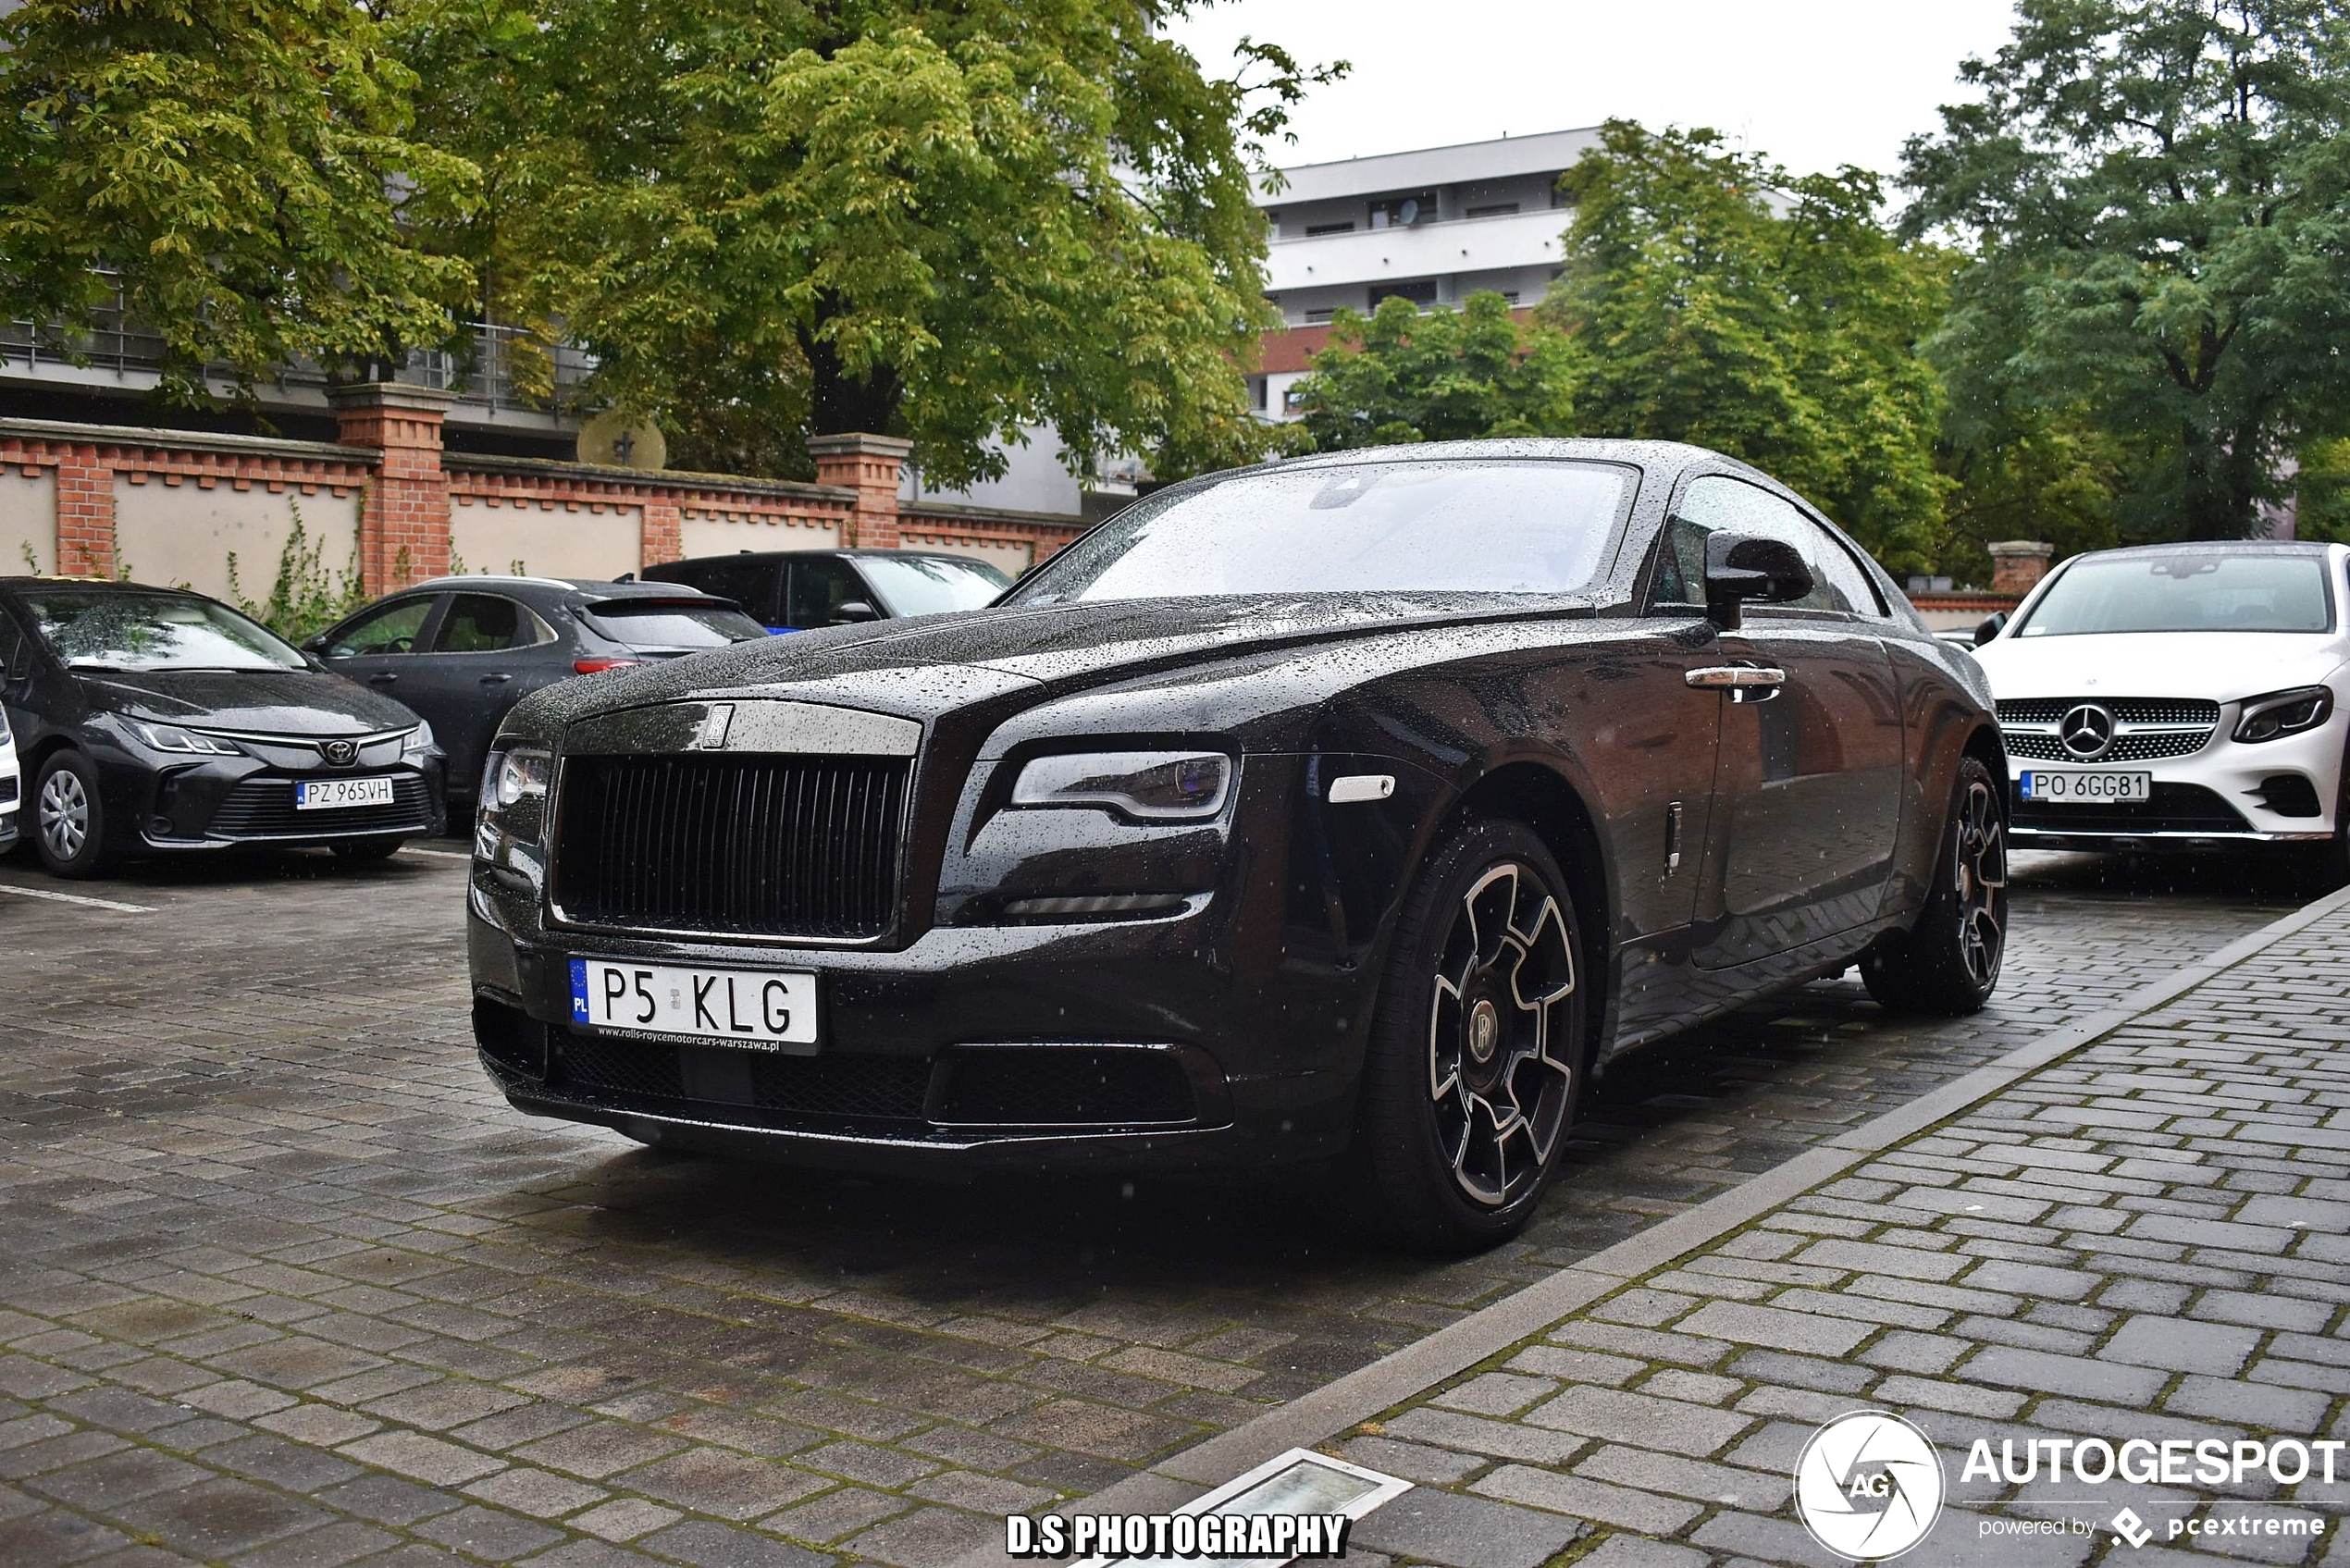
1163,0,2024,184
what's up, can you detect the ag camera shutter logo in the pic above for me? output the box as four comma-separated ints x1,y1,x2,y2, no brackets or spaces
1795,1411,1946,1561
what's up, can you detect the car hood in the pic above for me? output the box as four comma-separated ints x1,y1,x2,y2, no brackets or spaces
77,668,422,735
509,592,1605,735
1973,632,2349,704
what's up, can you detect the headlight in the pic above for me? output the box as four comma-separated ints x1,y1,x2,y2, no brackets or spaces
2233,686,2333,744
1008,750,1231,821
402,721,437,757
476,744,553,865
122,719,241,756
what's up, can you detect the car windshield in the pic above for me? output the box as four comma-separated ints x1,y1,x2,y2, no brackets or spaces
23,587,305,672
583,599,770,651
1002,460,1632,606
856,554,1012,616
2016,551,2334,636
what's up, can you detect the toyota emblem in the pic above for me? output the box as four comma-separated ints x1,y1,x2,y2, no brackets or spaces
2059,702,2116,760
322,738,360,767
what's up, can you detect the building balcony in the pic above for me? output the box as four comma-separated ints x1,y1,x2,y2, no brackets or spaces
1263,206,1565,294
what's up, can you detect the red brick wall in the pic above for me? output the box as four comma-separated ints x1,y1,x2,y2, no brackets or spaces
1,426,374,581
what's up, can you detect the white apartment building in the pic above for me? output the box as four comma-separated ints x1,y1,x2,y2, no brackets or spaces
1250,126,1600,419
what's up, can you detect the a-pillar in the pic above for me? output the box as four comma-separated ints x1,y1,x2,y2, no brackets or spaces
806,433,912,549
328,382,456,590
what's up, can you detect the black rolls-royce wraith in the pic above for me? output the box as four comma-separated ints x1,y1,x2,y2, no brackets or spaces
467,440,2008,1247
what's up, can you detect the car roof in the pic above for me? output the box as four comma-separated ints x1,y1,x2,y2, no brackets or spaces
0,576,209,596
2063,540,2338,561
648,549,981,566
406,574,722,599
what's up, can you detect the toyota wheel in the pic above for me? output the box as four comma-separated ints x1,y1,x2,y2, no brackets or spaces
32,750,120,880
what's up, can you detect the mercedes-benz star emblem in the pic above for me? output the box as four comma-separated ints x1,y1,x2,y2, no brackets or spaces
322,738,360,768
2059,702,2116,760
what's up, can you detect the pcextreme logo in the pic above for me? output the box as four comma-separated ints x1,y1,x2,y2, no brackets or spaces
1794,1411,1947,1562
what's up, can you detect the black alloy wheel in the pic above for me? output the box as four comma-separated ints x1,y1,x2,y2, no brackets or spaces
32,750,118,880
1351,819,1587,1251
1861,754,2007,1015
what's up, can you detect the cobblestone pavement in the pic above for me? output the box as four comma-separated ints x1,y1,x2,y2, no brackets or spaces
1333,893,2350,1568
0,846,2306,1567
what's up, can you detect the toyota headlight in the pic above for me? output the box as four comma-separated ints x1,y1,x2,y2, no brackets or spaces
122,719,241,756
476,744,552,865
1008,750,1231,821
402,721,438,757
2233,686,2333,744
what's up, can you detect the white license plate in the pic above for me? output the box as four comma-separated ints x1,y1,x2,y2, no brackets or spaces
569,959,817,1050
2019,770,2152,803
296,776,396,809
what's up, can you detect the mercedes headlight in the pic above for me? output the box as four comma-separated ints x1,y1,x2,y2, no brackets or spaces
2233,686,2333,744
122,719,241,756
1008,750,1231,822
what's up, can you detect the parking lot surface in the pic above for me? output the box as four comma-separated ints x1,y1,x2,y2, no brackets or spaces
0,847,2306,1566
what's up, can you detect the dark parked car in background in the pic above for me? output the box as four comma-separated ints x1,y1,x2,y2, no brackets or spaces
307,576,769,814
467,439,2008,1249
640,549,1012,633
0,578,446,878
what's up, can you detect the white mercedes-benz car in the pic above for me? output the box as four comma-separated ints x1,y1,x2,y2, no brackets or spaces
1973,540,2348,879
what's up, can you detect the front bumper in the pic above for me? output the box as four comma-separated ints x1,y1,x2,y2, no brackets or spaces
2003,710,2344,850
466,894,1369,1174
120,756,445,849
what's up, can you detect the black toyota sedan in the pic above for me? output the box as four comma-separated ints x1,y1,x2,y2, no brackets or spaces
466,440,2008,1248
306,576,770,815
0,579,446,877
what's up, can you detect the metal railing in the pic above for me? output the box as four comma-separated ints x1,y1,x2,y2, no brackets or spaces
2,281,594,418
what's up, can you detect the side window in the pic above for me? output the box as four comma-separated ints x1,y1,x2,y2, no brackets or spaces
1657,476,1870,615
327,597,435,658
438,594,553,652
786,559,863,628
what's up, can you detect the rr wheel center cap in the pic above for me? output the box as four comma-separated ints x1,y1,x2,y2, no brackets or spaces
1467,998,1501,1064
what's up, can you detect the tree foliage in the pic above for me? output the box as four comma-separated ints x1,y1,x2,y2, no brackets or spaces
1902,0,2350,542
1292,292,1577,450
402,0,1337,487
0,0,479,399
1538,121,1949,574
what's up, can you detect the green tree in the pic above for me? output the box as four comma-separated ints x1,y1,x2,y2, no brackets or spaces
1539,122,1949,574
403,0,1338,487
0,0,478,401
1292,291,1578,450
1901,0,2350,543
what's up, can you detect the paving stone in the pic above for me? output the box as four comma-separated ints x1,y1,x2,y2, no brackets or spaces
760,1485,911,1543
1333,1436,1487,1486
408,1504,563,1562
1523,1385,1750,1456
620,1447,826,1520
1471,1462,1701,1534
2163,1375,2331,1430
638,1517,837,1568
1429,1373,1555,1417
1348,1485,1580,1568
1383,1408,1585,1465
1575,1537,1709,1568
2101,1315,2263,1377
1674,1300,1871,1357
333,1430,502,1487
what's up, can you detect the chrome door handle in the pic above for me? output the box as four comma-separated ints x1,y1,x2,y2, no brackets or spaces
1687,666,1786,689
479,673,512,685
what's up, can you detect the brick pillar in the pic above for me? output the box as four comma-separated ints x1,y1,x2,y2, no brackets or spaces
55,445,118,578
1988,539,2053,597
328,382,456,591
807,433,911,549
642,499,684,568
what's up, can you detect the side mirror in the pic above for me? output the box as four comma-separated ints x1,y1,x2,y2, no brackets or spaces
829,600,881,624
300,634,328,655
1703,533,1813,630
1973,611,2006,648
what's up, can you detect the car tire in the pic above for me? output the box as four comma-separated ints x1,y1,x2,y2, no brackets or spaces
1348,819,1588,1253
1861,754,2008,1016
329,837,405,864
31,750,119,880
